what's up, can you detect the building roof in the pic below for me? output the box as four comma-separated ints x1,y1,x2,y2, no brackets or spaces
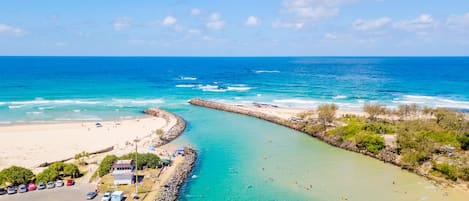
112,160,134,169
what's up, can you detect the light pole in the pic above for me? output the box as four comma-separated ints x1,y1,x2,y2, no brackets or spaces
134,137,140,195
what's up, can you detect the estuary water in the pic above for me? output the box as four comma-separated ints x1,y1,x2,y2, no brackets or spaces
1,57,469,200
170,105,469,201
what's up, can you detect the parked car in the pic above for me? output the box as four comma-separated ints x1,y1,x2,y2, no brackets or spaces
101,191,112,201
6,186,16,194
37,182,46,190
47,181,55,189
66,179,74,186
28,183,36,191
86,191,97,200
18,184,27,193
0,187,6,195
56,180,64,187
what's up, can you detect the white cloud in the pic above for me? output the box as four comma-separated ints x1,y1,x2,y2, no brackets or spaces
282,0,351,21
393,14,436,31
0,23,25,35
162,16,177,26
245,16,260,26
206,13,225,30
113,17,132,31
447,12,469,28
272,20,304,29
353,17,392,31
191,8,201,15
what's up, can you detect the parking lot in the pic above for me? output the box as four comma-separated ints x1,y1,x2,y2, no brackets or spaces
0,182,104,201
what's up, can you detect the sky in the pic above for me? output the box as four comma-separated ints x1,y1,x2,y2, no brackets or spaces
0,0,469,56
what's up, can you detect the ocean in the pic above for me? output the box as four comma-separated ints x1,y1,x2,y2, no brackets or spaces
1,57,469,200
1,57,469,123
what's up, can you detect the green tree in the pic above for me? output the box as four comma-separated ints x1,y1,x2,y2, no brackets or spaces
0,166,34,185
63,163,80,178
49,162,65,172
98,155,118,177
316,104,338,129
36,168,59,184
74,151,90,165
363,103,387,121
396,104,419,120
119,153,160,170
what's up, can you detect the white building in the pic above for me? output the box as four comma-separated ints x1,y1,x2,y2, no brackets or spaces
111,160,135,185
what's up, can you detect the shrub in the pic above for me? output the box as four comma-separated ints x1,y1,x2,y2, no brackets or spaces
457,133,469,150
0,166,34,185
327,122,362,141
400,151,431,168
458,166,469,181
98,155,118,177
432,163,458,181
355,131,386,154
303,123,325,134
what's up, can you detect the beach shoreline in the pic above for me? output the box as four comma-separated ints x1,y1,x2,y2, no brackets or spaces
0,108,185,172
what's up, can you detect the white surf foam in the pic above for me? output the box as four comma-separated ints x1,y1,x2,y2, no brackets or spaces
180,76,197,80
393,95,469,110
9,98,102,105
112,99,165,105
203,89,227,92
175,84,196,88
227,86,251,92
332,95,347,99
273,99,318,107
26,111,43,115
255,70,280,74
8,105,23,109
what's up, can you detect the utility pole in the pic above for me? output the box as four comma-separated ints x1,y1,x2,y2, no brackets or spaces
134,137,140,195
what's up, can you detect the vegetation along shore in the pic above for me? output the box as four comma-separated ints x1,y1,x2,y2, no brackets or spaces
189,98,469,190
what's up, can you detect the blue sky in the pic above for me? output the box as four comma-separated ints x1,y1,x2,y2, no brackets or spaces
0,0,468,56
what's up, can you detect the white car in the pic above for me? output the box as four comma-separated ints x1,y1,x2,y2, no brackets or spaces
102,191,112,201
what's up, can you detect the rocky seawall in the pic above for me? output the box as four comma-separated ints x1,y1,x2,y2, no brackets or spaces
156,147,197,201
144,108,187,147
188,98,466,189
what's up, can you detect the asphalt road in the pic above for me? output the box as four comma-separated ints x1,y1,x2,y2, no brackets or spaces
0,183,104,201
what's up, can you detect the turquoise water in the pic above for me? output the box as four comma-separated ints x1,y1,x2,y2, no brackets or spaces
169,106,469,201
1,57,469,200
1,57,469,123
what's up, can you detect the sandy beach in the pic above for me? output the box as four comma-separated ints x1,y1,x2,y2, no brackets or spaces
238,102,367,119
0,117,169,171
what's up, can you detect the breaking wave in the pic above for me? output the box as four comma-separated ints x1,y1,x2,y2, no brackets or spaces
255,70,280,74
180,76,197,80
393,95,469,110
